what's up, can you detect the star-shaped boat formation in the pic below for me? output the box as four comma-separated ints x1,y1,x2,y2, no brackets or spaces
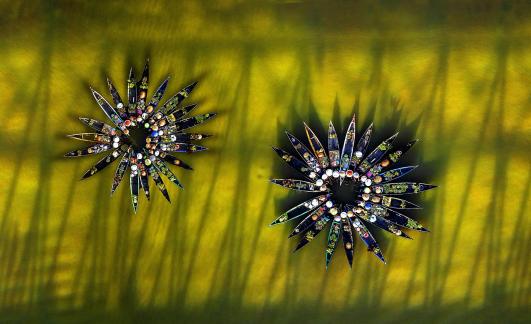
270,115,436,267
65,60,215,212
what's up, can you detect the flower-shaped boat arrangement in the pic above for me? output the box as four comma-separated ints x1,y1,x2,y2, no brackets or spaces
65,60,215,212
271,115,435,267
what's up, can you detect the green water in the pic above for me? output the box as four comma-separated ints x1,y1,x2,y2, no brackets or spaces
0,1,529,323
